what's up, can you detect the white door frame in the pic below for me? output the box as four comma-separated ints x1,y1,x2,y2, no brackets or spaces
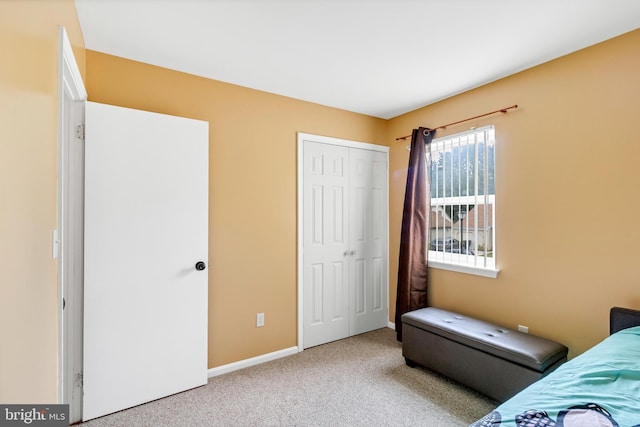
57,26,87,423
296,132,389,350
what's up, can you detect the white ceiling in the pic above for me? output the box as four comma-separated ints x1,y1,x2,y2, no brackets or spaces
75,0,640,119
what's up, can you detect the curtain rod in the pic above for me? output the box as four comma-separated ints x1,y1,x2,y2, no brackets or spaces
395,104,518,141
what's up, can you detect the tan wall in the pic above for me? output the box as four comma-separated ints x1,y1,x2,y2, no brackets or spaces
84,51,388,368
0,0,85,402
388,29,640,357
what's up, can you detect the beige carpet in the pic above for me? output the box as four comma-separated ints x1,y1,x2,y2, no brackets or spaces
79,328,496,426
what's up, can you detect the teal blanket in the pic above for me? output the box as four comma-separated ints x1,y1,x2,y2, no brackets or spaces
471,326,640,427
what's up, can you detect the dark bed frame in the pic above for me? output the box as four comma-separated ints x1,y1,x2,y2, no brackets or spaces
610,306,640,334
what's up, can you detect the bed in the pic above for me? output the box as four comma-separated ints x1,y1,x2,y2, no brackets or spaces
470,307,640,427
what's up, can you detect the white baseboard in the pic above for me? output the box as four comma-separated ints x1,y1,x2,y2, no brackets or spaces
208,346,299,378
209,325,396,378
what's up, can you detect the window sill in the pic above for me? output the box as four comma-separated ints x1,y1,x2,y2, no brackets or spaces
428,261,500,278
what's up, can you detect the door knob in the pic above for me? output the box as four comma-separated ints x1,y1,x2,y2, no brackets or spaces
195,261,206,271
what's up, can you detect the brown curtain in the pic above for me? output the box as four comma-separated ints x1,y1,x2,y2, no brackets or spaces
395,127,434,341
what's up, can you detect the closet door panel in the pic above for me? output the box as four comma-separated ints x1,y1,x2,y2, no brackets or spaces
303,142,350,348
350,148,388,335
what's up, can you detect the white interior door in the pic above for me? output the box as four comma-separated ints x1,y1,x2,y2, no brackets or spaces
300,134,388,349
83,102,209,421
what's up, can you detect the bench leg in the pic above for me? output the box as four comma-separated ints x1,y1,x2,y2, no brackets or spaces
405,358,418,368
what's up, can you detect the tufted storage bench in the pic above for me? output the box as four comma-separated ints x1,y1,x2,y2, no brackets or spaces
401,307,568,402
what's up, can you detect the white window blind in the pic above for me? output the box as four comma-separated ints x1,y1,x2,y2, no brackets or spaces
428,125,497,276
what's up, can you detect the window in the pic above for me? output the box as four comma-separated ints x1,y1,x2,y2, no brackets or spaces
428,125,497,277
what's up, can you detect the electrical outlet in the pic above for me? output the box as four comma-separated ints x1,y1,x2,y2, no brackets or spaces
256,312,265,327
518,324,529,334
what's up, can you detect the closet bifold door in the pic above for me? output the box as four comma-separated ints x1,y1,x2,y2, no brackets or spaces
301,134,388,349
